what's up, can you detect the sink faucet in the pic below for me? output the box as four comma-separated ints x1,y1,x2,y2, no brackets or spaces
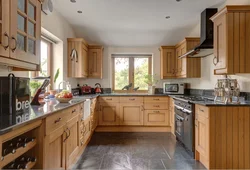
58,81,71,93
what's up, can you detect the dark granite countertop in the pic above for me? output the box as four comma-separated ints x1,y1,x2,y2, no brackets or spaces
99,93,170,97
191,100,250,106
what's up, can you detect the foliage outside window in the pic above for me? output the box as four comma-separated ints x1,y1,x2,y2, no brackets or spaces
112,55,152,92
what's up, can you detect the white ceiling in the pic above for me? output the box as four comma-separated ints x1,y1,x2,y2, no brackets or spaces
53,0,225,47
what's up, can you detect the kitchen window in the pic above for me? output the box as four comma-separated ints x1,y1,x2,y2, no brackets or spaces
39,38,52,77
112,54,152,92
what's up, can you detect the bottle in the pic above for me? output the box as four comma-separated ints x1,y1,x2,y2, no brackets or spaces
4,161,16,169
23,137,35,143
12,138,27,149
17,156,37,163
2,142,16,156
15,162,28,169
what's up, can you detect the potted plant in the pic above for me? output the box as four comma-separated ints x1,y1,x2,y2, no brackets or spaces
49,68,60,95
144,74,159,94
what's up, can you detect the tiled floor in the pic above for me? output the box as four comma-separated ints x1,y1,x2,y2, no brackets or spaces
72,132,206,170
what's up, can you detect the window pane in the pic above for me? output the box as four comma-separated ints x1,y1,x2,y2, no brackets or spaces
18,0,26,12
40,41,48,76
114,58,129,90
17,33,26,51
17,14,26,31
28,39,35,54
134,58,149,90
28,3,35,20
28,21,35,37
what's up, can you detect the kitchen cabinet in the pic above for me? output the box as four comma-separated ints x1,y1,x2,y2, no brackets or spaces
144,110,169,126
68,38,89,78
169,98,175,135
211,6,250,75
90,98,98,131
88,45,103,79
160,46,176,79
175,37,201,78
119,103,143,125
99,103,120,126
0,0,41,70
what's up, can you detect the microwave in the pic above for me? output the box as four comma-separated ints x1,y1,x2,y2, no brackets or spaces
0,74,30,129
163,82,186,94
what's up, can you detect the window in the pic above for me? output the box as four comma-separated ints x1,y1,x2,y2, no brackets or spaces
112,54,152,92
40,39,52,77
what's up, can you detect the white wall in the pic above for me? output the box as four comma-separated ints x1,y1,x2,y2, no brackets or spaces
0,10,77,89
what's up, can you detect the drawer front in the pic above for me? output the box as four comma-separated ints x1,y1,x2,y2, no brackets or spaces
144,110,169,126
120,97,143,103
99,97,120,103
144,97,169,103
195,104,209,118
144,103,168,110
66,105,79,118
45,111,70,135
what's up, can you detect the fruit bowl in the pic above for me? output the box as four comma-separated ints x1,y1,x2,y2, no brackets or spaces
56,97,72,103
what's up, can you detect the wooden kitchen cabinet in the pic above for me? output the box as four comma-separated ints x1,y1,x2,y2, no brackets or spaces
99,103,120,126
211,6,250,75
119,103,143,125
169,98,175,135
88,45,103,79
175,37,201,78
160,46,176,79
144,110,169,126
68,38,89,78
0,0,41,70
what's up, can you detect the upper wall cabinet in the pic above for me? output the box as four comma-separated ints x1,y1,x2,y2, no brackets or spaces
160,38,201,79
160,46,176,79
211,6,250,75
68,38,89,78
0,0,41,70
88,45,103,79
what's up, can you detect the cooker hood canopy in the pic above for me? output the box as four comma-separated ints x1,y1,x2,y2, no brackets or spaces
179,8,218,58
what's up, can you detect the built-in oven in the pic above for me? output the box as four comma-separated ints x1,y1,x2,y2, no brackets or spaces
163,82,186,94
175,110,184,143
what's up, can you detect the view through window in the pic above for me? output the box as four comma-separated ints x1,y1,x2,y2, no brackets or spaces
40,39,52,77
112,55,152,92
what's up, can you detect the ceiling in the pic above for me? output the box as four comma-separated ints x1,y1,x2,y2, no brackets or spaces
53,0,225,47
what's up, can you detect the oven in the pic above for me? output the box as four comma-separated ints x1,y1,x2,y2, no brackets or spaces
163,82,186,94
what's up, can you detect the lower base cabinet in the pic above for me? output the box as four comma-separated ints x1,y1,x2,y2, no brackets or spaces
144,110,169,126
99,103,120,126
119,103,143,125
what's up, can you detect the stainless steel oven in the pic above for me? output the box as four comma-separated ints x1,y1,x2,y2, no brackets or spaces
163,83,186,94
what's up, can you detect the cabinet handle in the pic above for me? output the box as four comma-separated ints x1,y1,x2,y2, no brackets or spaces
10,37,17,52
172,69,175,74
67,128,71,138
106,98,112,101
153,111,160,113
213,56,218,66
100,106,102,111
54,117,62,124
153,105,160,108
63,130,67,142
72,109,76,113
199,108,204,112
141,105,144,111
129,98,135,101
153,99,159,101
2,32,9,50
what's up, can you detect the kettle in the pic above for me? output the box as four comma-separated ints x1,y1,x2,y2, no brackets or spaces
95,83,102,94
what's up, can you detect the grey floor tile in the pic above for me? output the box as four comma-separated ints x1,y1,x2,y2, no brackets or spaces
130,158,148,170
148,159,166,170
73,154,103,170
100,153,132,170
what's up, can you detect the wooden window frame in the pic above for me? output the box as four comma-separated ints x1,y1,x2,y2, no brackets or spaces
112,55,152,93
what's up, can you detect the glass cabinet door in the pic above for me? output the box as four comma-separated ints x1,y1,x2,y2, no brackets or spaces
0,0,10,57
10,0,41,65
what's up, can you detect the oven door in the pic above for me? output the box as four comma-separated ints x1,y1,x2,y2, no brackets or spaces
175,111,184,142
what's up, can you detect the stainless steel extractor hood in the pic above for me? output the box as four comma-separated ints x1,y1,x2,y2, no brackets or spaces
179,8,218,59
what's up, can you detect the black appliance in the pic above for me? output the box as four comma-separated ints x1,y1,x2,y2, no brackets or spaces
179,8,218,58
0,74,30,129
71,87,81,96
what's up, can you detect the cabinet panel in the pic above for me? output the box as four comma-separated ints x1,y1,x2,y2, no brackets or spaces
10,0,41,65
99,103,119,126
144,110,169,126
160,46,176,79
119,103,143,125
88,46,103,78
0,0,9,57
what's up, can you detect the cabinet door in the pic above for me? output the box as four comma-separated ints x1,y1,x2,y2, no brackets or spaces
161,47,176,79
0,0,10,57
65,115,80,168
180,44,187,77
195,114,209,158
88,47,103,78
176,47,181,76
75,45,88,77
99,103,120,126
119,103,143,125
144,110,169,126
10,0,41,65
213,15,227,73
44,126,67,169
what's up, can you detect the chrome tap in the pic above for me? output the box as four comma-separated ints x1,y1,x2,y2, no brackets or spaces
58,81,71,93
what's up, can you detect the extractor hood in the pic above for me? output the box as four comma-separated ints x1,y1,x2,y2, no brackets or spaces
179,8,218,59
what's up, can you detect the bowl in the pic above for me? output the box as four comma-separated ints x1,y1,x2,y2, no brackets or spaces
56,97,72,103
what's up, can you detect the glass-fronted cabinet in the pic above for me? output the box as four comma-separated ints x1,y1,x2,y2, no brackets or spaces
10,0,41,65
0,0,10,57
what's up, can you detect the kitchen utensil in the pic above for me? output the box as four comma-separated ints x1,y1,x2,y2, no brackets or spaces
31,79,50,105
82,84,92,94
95,83,102,94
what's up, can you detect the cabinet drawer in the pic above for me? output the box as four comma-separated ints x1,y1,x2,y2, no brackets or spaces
144,110,169,126
45,111,70,135
144,103,168,110
120,97,143,103
65,105,79,118
99,97,120,103
195,105,209,118
144,97,169,103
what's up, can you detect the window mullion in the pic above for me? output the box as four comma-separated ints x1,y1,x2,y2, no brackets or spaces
129,57,134,92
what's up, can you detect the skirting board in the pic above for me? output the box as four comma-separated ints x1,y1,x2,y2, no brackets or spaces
95,126,171,132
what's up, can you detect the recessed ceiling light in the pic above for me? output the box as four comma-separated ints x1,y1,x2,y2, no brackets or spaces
70,0,76,3
165,16,170,19
176,0,182,2
77,10,82,14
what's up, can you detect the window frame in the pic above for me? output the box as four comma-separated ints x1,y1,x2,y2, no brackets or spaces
112,55,152,93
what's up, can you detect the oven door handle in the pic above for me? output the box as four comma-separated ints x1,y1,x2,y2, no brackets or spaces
175,105,183,111
175,114,184,121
